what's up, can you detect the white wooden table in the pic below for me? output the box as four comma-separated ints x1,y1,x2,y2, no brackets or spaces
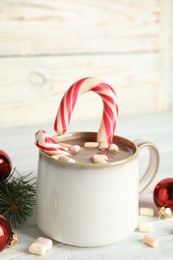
0,113,173,260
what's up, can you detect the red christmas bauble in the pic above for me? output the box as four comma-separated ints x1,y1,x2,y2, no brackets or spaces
0,215,12,252
153,178,173,211
0,150,12,181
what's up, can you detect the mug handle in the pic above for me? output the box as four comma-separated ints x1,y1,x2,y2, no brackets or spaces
133,139,160,194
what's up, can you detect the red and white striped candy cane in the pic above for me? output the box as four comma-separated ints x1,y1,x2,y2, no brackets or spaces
35,129,68,155
54,77,119,144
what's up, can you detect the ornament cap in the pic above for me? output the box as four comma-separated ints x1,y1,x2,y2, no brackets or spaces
7,231,18,248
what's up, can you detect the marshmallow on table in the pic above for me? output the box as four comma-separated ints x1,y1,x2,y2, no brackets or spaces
28,237,53,256
36,237,53,250
139,207,154,217
138,222,153,233
28,242,48,256
143,235,159,248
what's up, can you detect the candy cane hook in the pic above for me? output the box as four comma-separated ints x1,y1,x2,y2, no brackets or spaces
54,77,119,144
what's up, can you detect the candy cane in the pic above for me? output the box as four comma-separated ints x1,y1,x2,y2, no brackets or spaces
35,129,68,155
54,77,119,144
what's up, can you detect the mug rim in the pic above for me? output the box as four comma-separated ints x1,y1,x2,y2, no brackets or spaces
40,132,138,168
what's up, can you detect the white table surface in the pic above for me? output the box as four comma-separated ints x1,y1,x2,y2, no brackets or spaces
0,112,173,260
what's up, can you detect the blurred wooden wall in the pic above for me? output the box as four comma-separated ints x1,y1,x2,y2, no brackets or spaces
0,0,171,128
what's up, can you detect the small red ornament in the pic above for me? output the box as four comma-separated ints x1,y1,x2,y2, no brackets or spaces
0,150,12,181
153,178,173,211
0,215,12,252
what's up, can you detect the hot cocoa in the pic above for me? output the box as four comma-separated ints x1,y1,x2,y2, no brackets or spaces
52,136,135,164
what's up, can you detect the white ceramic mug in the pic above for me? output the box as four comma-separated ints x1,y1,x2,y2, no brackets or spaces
36,132,160,247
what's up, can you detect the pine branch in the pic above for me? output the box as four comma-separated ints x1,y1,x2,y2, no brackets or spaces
0,168,36,226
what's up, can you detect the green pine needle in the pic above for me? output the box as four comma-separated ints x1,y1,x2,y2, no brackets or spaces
0,168,36,226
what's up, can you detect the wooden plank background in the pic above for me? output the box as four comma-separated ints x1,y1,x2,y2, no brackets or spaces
0,0,171,128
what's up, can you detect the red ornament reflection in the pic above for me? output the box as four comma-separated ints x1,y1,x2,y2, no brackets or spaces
0,215,12,252
0,150,12,181
153,178,173,211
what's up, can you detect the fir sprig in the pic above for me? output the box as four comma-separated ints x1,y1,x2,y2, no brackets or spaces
0,168,36,226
